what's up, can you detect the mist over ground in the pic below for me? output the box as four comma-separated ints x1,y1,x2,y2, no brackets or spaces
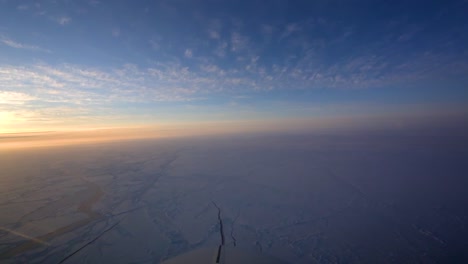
1,127,468,263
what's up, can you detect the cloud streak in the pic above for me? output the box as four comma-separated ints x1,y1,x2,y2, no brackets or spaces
0,36,51,53
0,91,37,105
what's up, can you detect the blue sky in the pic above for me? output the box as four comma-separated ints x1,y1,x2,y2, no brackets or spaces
0,0,467,132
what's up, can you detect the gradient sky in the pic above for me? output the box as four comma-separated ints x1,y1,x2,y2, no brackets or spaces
0,0,467,133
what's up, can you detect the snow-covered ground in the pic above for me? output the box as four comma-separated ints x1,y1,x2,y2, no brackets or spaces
1,133,467,263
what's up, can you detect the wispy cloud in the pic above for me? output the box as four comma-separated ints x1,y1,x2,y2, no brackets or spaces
280,23,301,39
149,37,161,50
207,19,222,39
261,24,275,36
56,16,71,25
0,91,37,105
0,63,211,105
89,0,100,6
231,32,248,52
184,49,193,58
200,64,224,75
112,27,121,37
0,36,51,53
397,25,422,42
214,41,228,57
17,4,29,10
209,30,220,40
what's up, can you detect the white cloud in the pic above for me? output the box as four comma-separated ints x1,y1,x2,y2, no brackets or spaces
0,49,463,117
184,49,193,58
231,32,248,52
56,16,71,25
200,64,225,76
0,51,462,133
112,27,121,37
0,63,218,107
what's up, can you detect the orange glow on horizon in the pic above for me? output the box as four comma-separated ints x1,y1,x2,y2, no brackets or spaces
0,120,313,149
2,111,465,150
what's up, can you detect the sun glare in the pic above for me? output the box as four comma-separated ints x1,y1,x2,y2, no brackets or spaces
0,111,16,133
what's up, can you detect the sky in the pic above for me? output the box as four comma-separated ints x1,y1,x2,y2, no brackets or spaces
0,0,467,134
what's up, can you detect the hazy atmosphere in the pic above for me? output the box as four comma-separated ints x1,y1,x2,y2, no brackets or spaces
1,0,468,263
